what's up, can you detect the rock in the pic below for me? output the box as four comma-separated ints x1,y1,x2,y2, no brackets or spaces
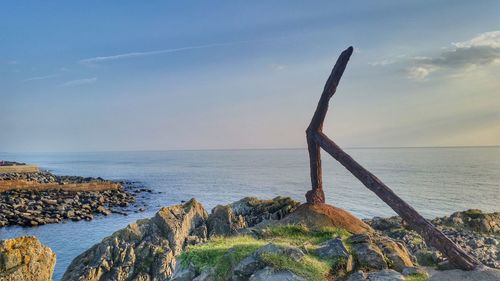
315,237,349,259
96,206,111,216
233,254,264,280
316,238,354,278
249,266,306,281
432,210,500,234
367,269,405,281
193,268,216,281
207,196,299,237
273,203,372,234
374,235,414,271
61,199,208,281
232,244,305,281
428,267,500,281
170,261,196,281
350,234,388,270
367,216,404,231
402,266,429,277
0,236,56,281
207,205,246,236
349,233,414,272
41,198,57,205
230,196,300,226
346,271,367,281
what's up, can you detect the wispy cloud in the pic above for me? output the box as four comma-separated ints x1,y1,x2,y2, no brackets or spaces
57,77,97,88
407,30,500,80
22,74,59,82
368,55,406,66
270,63,287,71
79,38,281,65
7,60,17,65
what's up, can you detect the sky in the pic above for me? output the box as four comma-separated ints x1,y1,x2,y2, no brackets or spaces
1,1,499,152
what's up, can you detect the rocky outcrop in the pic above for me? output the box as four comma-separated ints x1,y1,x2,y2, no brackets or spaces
61,199,208,281
0,236,56,281
349,233,414,272
207,196,299,236
365,211,500,269
232,244,306,281
432,209,500,234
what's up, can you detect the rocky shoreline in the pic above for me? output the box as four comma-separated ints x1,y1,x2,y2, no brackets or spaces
0,171,153,227
1,196,498,281
59,198,499,281
365,209,500,270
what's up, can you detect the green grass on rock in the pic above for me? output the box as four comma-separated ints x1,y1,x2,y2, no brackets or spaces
180,225,353,281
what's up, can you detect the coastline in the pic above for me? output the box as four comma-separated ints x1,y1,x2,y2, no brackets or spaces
0,168,152,227
3,196,498,281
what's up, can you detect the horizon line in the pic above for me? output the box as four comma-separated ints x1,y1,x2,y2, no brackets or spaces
1,145,499,154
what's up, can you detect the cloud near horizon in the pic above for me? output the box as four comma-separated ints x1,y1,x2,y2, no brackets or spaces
57,77,97,88
407,30,500,80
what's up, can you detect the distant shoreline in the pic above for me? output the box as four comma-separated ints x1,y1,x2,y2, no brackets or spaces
1,145,499,154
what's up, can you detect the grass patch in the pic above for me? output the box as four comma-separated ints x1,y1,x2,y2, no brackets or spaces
405,273,429,281
410,236,424,246
464,209,483,218
180,235,266,280
416,251,437,268
180,225,352,280
260,252,331,281
259,225,351,245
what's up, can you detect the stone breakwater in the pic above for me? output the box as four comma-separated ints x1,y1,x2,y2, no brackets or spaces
0,171,152,227
0,171,119,192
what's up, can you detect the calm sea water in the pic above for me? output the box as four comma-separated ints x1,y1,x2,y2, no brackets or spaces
0,148,499,280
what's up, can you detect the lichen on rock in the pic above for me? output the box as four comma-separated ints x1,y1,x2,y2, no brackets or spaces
0,236,56,281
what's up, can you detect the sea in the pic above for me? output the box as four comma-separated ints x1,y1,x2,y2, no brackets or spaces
0,147,499,280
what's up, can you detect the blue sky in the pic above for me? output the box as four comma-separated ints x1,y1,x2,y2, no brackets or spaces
1,1,499,152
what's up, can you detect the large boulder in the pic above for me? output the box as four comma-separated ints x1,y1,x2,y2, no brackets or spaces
365,211,500,269
207,205,246,237
61,199,208,281
432,210,500,234
349,233,414,272
0,236,56,281
232,243,305,281
208,196,299,236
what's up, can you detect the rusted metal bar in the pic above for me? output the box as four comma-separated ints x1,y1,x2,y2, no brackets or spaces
312,130,483,270
306,46,353,204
